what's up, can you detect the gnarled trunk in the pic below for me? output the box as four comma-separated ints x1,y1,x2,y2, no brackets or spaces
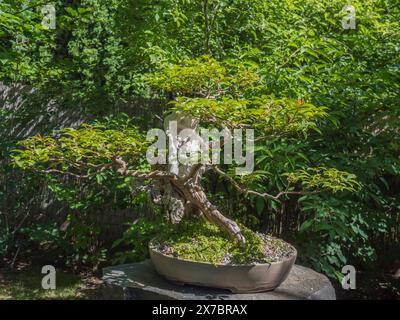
187,187,246,245
170,178,246,245
153,113,246,245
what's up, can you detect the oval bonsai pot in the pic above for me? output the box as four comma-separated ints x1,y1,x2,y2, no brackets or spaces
149,242,297,293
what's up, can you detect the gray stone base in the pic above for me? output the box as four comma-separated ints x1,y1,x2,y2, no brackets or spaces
102,260,336,300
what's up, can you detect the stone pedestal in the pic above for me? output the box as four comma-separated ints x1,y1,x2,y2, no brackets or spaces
102,260,336,300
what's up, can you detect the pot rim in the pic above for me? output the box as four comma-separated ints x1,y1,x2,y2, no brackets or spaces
149,238,297,267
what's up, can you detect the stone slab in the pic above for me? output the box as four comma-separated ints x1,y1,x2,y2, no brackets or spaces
102,260,336,300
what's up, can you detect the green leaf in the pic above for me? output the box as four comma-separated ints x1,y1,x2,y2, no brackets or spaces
299,220,313,233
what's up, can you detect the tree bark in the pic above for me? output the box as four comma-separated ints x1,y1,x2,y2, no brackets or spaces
150,113,246,244
171,178,246,245
189,188,246,245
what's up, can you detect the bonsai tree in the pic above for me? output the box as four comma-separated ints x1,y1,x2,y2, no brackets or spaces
12,56,359,246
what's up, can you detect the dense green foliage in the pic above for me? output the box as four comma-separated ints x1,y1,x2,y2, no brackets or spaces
12,57,359,197
13,123,148,174
1,0,399,284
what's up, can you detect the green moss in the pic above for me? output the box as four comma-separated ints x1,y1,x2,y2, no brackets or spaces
150,218,294,265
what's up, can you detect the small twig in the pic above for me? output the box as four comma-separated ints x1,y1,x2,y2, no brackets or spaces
40,169,92,179
10,246,20,268
277,47,303,69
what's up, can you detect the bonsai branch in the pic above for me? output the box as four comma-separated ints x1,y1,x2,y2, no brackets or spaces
213,166,325,202
39,169,93,179
112,157,177,180
40,157,247,245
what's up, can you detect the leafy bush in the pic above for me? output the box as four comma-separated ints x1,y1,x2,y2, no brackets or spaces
112,212,167,264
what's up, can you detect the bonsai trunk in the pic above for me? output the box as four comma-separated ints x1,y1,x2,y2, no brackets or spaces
187,187,246,245
155,113,246,245
170,178,246,245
